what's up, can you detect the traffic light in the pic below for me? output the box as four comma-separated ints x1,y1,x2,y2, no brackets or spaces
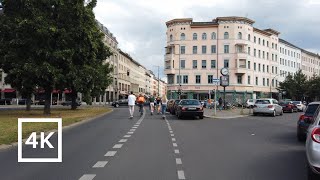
178,89,181,95
127,70,130,76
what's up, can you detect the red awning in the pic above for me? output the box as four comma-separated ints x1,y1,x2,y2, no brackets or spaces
1,88,16,93
64,89,72,94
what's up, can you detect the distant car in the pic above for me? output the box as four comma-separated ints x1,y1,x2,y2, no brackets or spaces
61,101,81,106
176,99,204,119
0,98,12,105
280,101,298,113
111,99,128,107
305,104,320,179
292,101,306,112
171,99,181,115
253,98,283,116
246,99,255,108
297,102,320,141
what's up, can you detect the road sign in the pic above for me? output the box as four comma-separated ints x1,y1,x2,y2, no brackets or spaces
220,76,229,87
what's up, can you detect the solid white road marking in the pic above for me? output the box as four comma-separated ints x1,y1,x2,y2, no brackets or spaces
127,132,134,134
119,139,127,143
113,144,123,149
105,151,117,157
173,143,178,147
92,161,108,168
79,174,96,180
174,149,180,154
177,170,186,179
171,134,174,137
124,135,131,138
172,138,176,141
176,158,182,164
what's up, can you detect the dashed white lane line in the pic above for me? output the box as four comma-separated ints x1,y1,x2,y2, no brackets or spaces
171,134,174,137
170,131,173,133
176,158,182,165
113,144,123,149
172,138,176,141
173,143,178,147
177,170,186,179
92,161,108,168
105,151,117,157
129,129,136,132
119,139,127,143
79,174,96,180
174,149,180,154
127,131,134,134
124,135,131,138
132,126,138,129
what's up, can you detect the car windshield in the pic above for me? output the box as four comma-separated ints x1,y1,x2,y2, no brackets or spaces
292,101,300,105
180,100,201,105
305,104,320,116
255,100,270,104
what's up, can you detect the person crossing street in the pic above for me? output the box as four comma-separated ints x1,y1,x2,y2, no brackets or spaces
128,91,136,119
137,94,145,116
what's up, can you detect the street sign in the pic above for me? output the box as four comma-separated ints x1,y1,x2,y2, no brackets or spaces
220,76,229,87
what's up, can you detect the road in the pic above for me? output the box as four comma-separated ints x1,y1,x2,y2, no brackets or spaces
0,106,307,180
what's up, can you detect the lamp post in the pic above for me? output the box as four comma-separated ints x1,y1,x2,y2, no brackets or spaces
270,72,286,98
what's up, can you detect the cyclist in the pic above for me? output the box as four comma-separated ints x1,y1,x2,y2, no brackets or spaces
149,95,155,115
136,94,145,116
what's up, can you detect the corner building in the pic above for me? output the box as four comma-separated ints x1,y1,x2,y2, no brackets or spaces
165,16,280,102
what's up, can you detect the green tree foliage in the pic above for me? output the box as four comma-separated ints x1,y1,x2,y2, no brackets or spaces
279,69,308,100
306,75,320,101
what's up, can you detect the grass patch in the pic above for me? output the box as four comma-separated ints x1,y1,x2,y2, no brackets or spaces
0,107,112,145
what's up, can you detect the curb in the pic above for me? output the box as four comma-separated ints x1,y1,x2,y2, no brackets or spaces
204,114,249,119
0,108,114,151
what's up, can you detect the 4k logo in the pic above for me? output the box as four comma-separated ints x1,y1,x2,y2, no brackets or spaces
18,118,62,162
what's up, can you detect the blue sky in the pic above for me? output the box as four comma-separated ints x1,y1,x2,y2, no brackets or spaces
94,0,320,80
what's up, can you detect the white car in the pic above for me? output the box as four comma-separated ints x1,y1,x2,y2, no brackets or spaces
246,99,256,108
292,101,306,112
253,98,283,117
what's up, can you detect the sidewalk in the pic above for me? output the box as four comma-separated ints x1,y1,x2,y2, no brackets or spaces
203,107,252,119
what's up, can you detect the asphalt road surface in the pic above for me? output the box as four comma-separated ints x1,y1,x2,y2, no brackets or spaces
0,106,308,180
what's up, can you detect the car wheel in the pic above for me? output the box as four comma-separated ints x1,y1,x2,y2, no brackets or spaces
280,110,283,116
199,115,204,119
308,164,319,180
253,113,257,116
115,104,119,108
272,111,276,117
290,109,294,113
297,133,305,142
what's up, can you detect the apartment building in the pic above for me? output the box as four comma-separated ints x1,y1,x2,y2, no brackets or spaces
165,16,280,101
301,50,320,80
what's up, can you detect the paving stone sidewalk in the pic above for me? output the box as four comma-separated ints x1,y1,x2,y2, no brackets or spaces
204,107,252,119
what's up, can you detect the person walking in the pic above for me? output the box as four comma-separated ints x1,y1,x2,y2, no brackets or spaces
218,97,223,111
161,94,168,119
128,91,136,119
149,95,155,115
136,94,145,116
156,96,161,114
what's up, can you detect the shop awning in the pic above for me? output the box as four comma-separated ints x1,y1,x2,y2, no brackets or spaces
1,88,16,93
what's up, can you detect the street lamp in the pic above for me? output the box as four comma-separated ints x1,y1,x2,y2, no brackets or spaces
270,72,286,98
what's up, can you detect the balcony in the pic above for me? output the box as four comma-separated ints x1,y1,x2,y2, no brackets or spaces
235,59,247,74
164,68,175,75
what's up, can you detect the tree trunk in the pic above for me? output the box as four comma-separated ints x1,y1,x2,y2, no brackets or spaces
44,90,51,115
26,95,31,111
71,90,77,110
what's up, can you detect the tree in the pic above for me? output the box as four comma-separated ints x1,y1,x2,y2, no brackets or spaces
306,75,320,101
279,69,307,100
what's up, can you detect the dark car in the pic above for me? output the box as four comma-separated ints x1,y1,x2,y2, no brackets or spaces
0,98,12,105
170,99,181,115
111,99,128,107
61,101,81,106
297,102,320,141
18,99,33,105
176,99,204,119
280,101,298,113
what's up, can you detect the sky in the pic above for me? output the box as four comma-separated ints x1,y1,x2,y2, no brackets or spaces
93,0,320,81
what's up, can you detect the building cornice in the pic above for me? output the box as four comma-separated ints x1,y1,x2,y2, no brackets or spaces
263,28,280,36
253,27,272,36
166,18,193,27
215,16,255,25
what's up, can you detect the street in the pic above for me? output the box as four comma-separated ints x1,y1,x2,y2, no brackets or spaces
0,106,307,180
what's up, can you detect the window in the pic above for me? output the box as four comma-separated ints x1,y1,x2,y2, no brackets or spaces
272,54,274,61
262,39,265,46
248,34,251,41
263,78,265,86
275,67,278,74
263,64,265,72
170,34,173,42
263,51,265,59
275,44,277,50
193,60,197,69
211,45,216,53
193,46,197,54
258,50,261,58
180,46,185,54
224,32,229,39
208,75,213,84
256,77,258,85
202,45,207,54
258,38,261,44
254,63,256,71
248,76,251,85
238,32,242,39
224,59,229,68
267,65,269,73
254,49,256,57
202,33,207,40
275,55,277,62
254,36,256,43
237,75,242,84
168,75,174,84
181,60,185,69
272,79,274,87
267,41,269,47
248,47,251,55
211,32,216,39
272,43,274,48
177,75,182,84
267,78,269,86
202,60,207,68
258,63,261,71
267,52,269,60
224,45,229,53
180,33,186,40
193,33,197,40
272,66,274,74
248,61,251,69
211,60,216,68
183,75,188,84
196,75,201,84
276,80,278,87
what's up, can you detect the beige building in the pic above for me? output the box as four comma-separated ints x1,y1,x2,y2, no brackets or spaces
165,16,280,102
301,50,320,80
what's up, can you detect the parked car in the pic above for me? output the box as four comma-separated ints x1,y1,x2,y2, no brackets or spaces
280,101,298,113
245,99,256,108
0,98,12,105
18,99,33,105
170,99,181,115
253,98,283,116
167,99,177,113
111,99,128,107
176,99,204,119
61,101,81,106
297,102,320,141
305,104,320,179
292,101,306,112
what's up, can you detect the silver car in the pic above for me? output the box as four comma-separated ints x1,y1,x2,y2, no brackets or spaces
253,98,283,116
292,101,306,112
306,105,320,179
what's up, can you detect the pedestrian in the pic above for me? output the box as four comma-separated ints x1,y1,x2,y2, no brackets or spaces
149,95,155,115
161,94,168,119
218,97,223,111
136,94,145,116
156,96,161,114
128,91,136,119
208,98,212,109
